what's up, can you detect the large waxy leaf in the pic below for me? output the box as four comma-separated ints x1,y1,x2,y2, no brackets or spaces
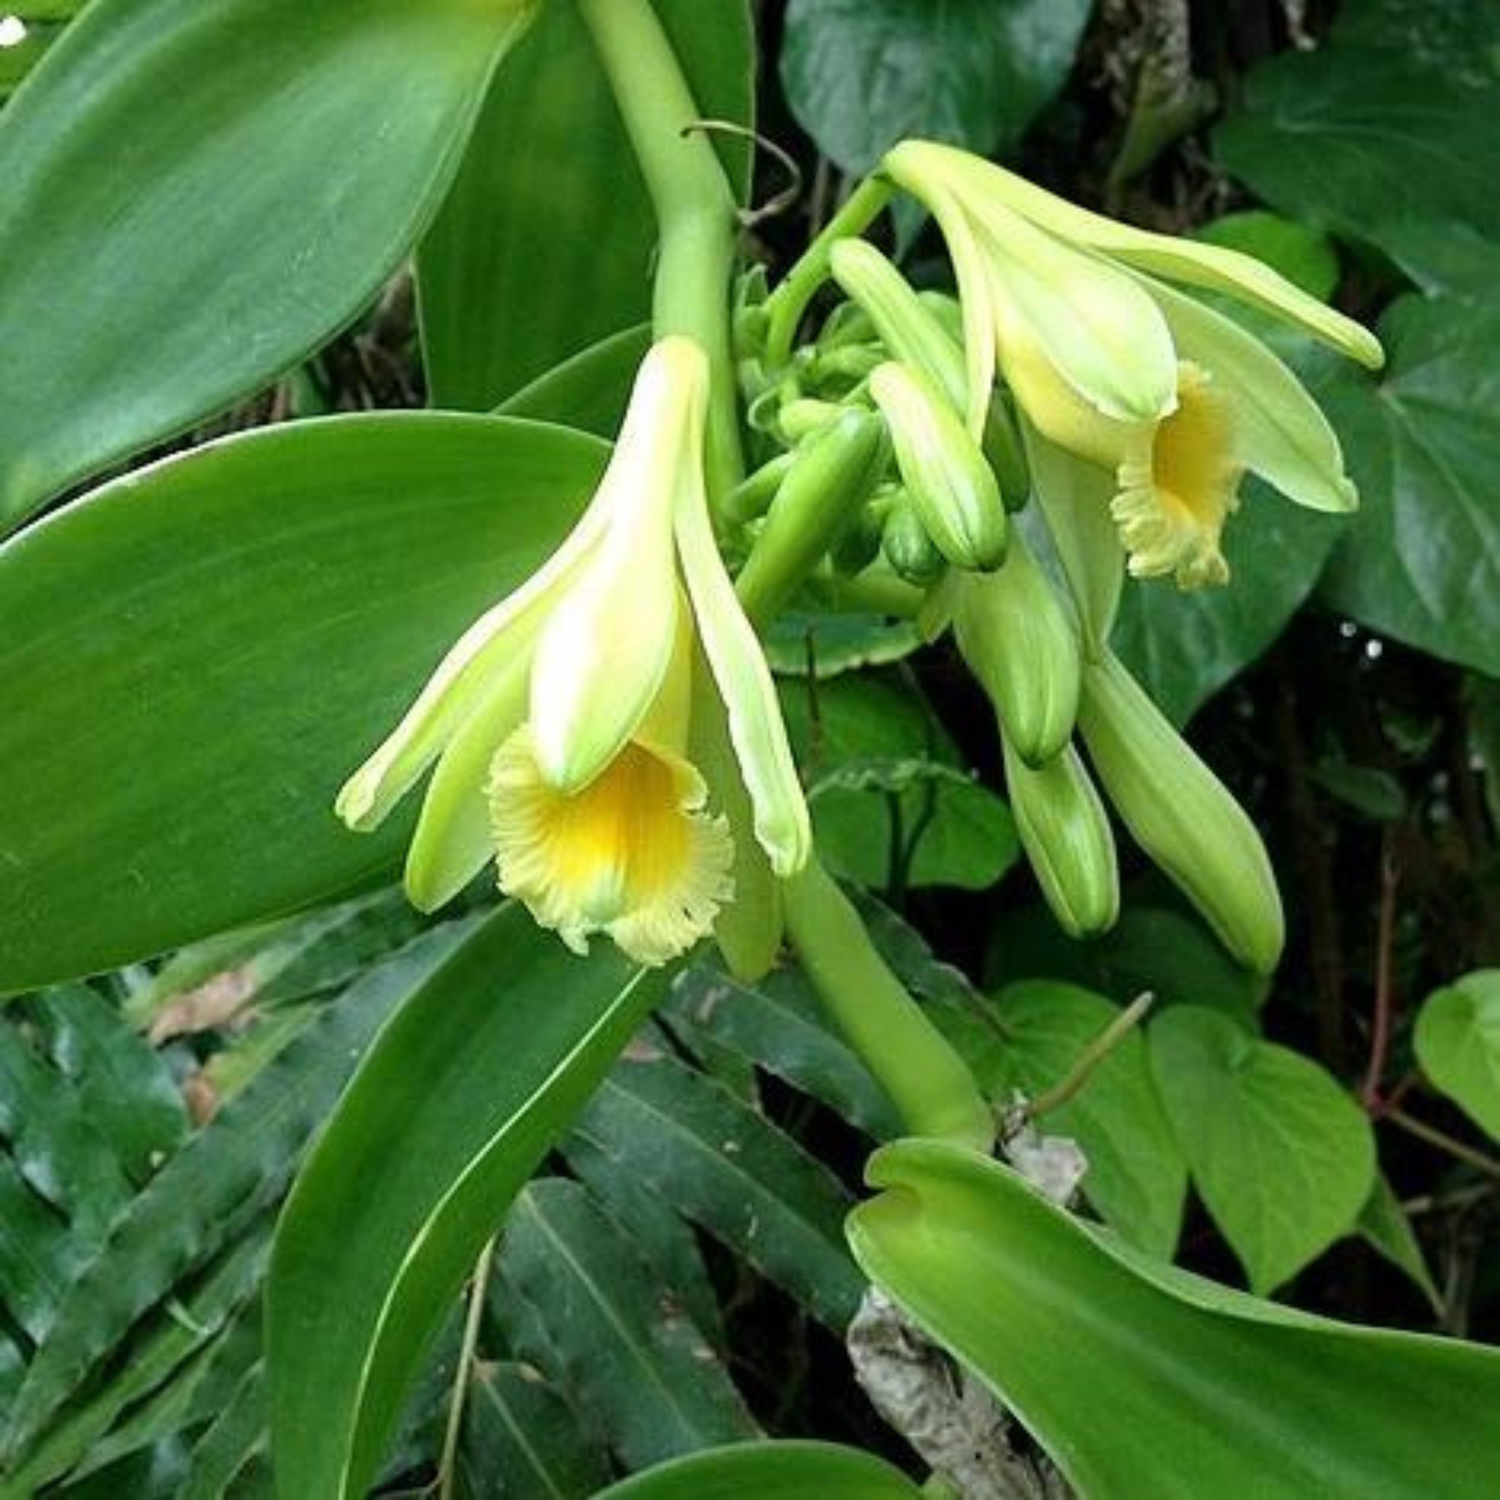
596,1440,923,1499
1317,294,1500,676
1149,1007,1376,1294
417,0,754,410
849,1138,1500,1498
780,0,1091,175
1413,970,1500,1143
1214,0,1500,286
0,0,535,528
0,414,603,993
267,906,659,1500
494,1179,757,1470
496,324,653,439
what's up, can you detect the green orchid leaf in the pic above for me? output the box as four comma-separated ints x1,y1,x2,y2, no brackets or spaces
849,1138,1500,1498
417,0,753,410
180,1365,267,1500
0,18,61,101
1317,294,1500,676
1149,1007,1376,1294
668,959,902,1139
595,1440,923,1499
0,0,536,529
1413,970,1500,1143
0,414,604,994
497,324,653,438
780,0,1090,176
571,1047,864,1330
267,905,661,1500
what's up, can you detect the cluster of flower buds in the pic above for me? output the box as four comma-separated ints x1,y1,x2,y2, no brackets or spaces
728,140,1384,974
338,138,1382,980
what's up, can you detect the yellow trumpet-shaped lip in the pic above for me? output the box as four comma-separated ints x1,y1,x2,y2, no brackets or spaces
1112,361,1243,589
488,725,733,967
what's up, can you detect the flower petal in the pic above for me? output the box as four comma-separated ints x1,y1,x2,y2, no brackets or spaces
897,139,1383,370
688,649,784,982
402,649,530,912
965,201,1178,425
488,724,732,967
917,174,999,437
1147,278,1359,514
1021,417,1125,656
333,515,599,832
675,448,811,878
885,141,1177,424
528,337,704,792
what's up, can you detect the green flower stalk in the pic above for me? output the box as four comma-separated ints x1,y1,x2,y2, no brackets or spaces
883,139,1382,589
1077,651,1284,973
784,860,994,1152
336,337,809,967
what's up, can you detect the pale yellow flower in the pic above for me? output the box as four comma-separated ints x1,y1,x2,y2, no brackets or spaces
336,336,808,965
883,140,1382,588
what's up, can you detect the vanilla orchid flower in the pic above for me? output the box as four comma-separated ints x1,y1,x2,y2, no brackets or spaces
336,336,809,966
882,140,1383,588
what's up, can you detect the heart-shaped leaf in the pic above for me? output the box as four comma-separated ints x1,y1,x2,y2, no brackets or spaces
1149,1007,1376,1293
1414,970,1500,1143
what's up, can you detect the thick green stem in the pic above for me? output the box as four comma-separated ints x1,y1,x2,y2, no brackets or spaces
761,174,896,369
575,0,743,503
783,860,994,1151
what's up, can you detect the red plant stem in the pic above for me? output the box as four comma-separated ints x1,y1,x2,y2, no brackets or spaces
1361,835,1399,1109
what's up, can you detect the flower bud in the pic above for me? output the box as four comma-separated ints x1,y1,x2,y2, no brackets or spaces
953,536,1080,766
830,239,968,410
1003,737,1119,938
778,396,846,444
1077,652,1284,973
724,452,795,525
880,491,946,585
870,361,1007,571
735,408,888,623
831,485,892,575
